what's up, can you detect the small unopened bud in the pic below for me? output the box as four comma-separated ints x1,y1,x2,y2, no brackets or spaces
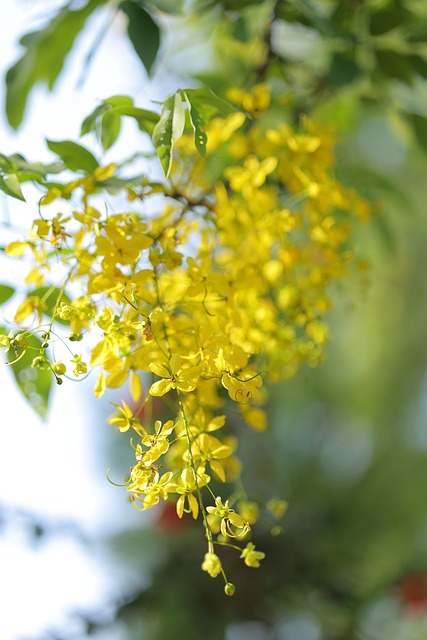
52,362,66,375
55,377,63,385
224,583,236,597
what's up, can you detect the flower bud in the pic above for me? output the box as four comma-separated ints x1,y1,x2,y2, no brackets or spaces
224,583,236,596
52,362,66,375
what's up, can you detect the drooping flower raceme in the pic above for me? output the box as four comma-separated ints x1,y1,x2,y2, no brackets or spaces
0,84,369,594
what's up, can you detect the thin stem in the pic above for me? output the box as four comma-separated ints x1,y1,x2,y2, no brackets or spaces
177,389,214,554
214,540,242,553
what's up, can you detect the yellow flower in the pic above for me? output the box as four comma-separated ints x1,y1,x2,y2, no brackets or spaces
240,406,268,431
224,155,277,197
130,371,142,402
5,241,27,256
266,498,288,519
173,467,209,519
31,219,50,237
201,552,222,578
205,112,246,152
0,333,11,352
128,464,175,511
70,354,87,377
57,303,79,321
108,400,144,434
139,419,174,466
227,83,271,115
14,296,43,324
240,542,265,568
149,354,202,396
221,371,262,404
238,500,260,525
206,497,250,538
189,433,233,482
3,332,28,364
31,355,49,370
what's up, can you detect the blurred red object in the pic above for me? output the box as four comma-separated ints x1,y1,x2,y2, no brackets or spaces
399,573,427,615
156,502,186,535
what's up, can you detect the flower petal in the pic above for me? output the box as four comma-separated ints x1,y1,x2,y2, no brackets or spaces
149,379,173,396
149,361,170,378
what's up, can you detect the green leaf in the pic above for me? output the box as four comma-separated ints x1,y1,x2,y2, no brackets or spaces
5,0,107,129
0,154,14,172
11,334,52,420
0,326,52,420
80,96,133,138
98,173,149,193
0,173,25,201
46,140,99,173
0,154,64,191
12,157,64,179
287,0,343,37
81,97,160,141
153,92,185,177
180,87,244,157
231,16,249,42
408,113,427,154
149,0,184,13
182,91,208,158
28,286,71,325
223,0,266,8
409,55,427,80
81,103,109,136
375,49,413,85
108,106,160,135
104,95,134,108
120,1,160,74
369,6,407,36
101,111,121,151
329,53,361,88
183,88,240,120
0,285,15,305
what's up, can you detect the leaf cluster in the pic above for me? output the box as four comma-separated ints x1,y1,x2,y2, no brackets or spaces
0,89,240,202
6,0,427,152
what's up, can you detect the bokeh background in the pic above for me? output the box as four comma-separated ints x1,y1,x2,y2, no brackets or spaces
2,1,427,638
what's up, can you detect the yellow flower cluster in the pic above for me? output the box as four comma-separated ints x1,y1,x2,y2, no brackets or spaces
1,85,369,592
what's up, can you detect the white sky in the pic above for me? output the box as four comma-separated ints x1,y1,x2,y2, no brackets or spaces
0,2,156,638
